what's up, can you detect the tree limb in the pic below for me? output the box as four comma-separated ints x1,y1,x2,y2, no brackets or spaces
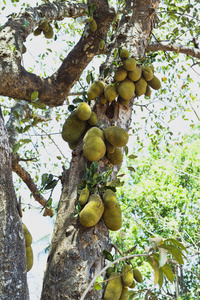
146,41,200,59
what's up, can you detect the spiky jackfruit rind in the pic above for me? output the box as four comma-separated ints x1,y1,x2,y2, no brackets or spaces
130,279,136,289
133,269,143,283
33,28,42,36
23,223,32,247
83,137,106,161
117,79,135,100
105,140,116,154
142,65,154,81
26,246,33,272
107,147,123,166
120,49,130,59
62,112,87,143
78,188,90,206
68,140,79,150
122,264,134,287
76,102,92,121
117,96,130,107
43,24,54,39
106,267,115,278
104,85,118,102
90,19,97,32
87,111,98,126
128,66,142,82
148,75,161,90
104,126,129,147
38,20,49,31
83,127,104,143
103,203,122,231
114,67,127,82
87,81,105,100
145,85,151,97
123,58,136,71
119,287,128,300
135,77,148,96
99,94,107,104
79,194,104,227
103,272,123,300
103,189,117,208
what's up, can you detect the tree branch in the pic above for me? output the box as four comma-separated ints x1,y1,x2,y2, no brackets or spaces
146,41,200,59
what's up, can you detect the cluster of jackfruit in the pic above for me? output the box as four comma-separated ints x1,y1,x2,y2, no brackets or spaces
78,188,122,231
103,265,143,300
33,20,54,39
62,102,98,150
86,48,161,106
82,125,129,165
23,223,33,272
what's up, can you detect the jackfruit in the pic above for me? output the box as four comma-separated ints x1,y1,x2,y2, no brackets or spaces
128,66,142,82
68,140,79,150
104,126,129,147
79,194,104,227
104,85,118,102
33,28,42,36
133,269,143,283
148,75,161,90
106,267,115,278
99,40,105,49
150,64,154,73
119,287,128,300
38,20,49,31
117,79,135,100
123,58,136,71
120,49,129,59
83,136,106,161
117,96,130,107
145,85,151,97
135,77,147,96
114,67,127,82
130,279,136,289
62,112,87,143
26,246,33,272
76,102,91,121
78,188,89,206
142,65,154,81
87,81,105,100
103,272,123,300
121,264,134,287
83,127,104,143
105,140,115,154
107,147,123,166
22,45,27,54
103,203,122,231
43,24,54,39
90,19,97,32
103,189,117,208
23,224,32,247
99,94,107,104
87,111,98,126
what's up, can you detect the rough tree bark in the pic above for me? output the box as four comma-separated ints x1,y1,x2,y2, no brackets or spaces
41,1,159,299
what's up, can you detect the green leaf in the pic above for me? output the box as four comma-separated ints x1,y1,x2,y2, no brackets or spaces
103,250,113,262
72,98,83,104
159,248,168,267
106,178,124,187
104,67,110,78
158,268,164,288
44,179,58,190
31,91,39,101
94,276,103,290
86,74,91,85
31,102,47,109
127,166,135,172
165,238,187,252
13,143,20,154
46,198,53,208
161,263,174,283
68,105,76,112
128,154,138,160
56,156,62,160
113,48,118,59
159,244,184,264
124,145,128,155
90,3,96,14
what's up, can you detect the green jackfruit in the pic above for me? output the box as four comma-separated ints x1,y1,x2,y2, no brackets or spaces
120,49,129,59
79,194,104,227
83,136,106,161
107,147,123,165
62,112,87,143
22,45,27,54
133,269,143,283
90,19,97,32
76,102,91,121
103,203,122,231
123,58,136,71
68,140,79,150
117,79,135,100
135,77,147,96
78,188,89,206
103,189,117,208
23,223,32,247
99,94,107,104
121,264,134,287
33,28,42,36
119,287,128,300
87,81,105,100
83,127,104,143
104,85,118,102
87,111,98,126
26,246,33,272
43,24,53,39
38,20,49,31
145,85,151,97
128,66,142,82
130,279,136,289
106,267,115,278
104,126,129,147
103,272,123,300
105,140,115,154
148,75,161,90
114,67,127,82
117,96,130,107
99,40,105,49
142,65,154,81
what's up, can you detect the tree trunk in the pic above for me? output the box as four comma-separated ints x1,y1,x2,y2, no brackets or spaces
0,107,29,299
41,1,159,299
